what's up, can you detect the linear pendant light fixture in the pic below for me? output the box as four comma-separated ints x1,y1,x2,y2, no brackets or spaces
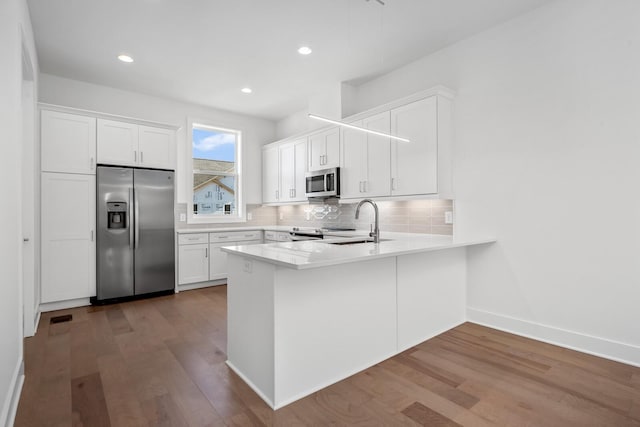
308,114,411,143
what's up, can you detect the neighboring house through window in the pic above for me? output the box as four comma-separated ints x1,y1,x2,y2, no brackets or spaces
189,122,243,222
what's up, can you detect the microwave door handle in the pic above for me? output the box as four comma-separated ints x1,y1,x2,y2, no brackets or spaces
324,173,328,192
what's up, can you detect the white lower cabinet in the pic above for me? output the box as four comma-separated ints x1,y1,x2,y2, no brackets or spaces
178,230,263,285
209,243,229,280
41,172,96,303
178,243,210,285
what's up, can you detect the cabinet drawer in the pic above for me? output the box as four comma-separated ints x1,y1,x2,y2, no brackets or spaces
264,230,277,241
178,233,209,245
277,232,292,241
210,230,263,243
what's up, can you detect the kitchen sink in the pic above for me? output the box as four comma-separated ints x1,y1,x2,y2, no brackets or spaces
325,238,391,245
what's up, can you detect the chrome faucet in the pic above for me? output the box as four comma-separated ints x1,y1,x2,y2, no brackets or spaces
355,199,380,243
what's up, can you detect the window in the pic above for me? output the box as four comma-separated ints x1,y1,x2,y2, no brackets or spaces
188,121,243,223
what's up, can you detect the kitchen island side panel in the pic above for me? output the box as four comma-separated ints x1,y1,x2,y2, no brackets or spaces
273,257,397,408
226,254,276,406
397,247,467,351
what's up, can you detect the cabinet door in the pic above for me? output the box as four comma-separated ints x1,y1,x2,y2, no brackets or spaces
340,120,367,199
308,132,324,172
390,97,438,196
362,112,391,197
308,127,340,171
178,243,209,284
262,145,280,203
278,139,306,202
41,110,96,175
209,242,229,280
324,127,341,169
138,125,175,170
292,139,308,201
279,143,295,202
97,119,138,167
41,172,96,302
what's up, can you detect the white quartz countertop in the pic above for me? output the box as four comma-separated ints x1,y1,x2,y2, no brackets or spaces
221,232,496,269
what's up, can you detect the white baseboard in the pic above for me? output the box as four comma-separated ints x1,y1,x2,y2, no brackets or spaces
178,280,226,292
39,298,90,313
397,320,466,353
1,359,24,427
34,310,41,334
225,361,275,409
467,307,640,368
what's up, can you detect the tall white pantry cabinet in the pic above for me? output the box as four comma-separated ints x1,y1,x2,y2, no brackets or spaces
40,110,97,304
39,106,177,308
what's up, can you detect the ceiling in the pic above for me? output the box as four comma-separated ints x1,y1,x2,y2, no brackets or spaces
27,0,553,121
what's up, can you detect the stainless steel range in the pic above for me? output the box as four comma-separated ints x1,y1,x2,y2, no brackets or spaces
288,226,356,241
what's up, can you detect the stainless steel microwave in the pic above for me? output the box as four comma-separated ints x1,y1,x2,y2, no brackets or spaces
305,167,340,199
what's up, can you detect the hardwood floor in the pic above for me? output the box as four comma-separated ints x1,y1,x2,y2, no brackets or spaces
15,286,640,426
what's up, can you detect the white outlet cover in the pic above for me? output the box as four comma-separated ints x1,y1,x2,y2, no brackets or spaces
445,211,453,224
179,213,186,222
247,212,253,221
243,260,253,273
279,212,284,220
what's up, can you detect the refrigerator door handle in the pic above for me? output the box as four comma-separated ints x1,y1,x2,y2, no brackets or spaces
134,188,140,249
129,188,135,249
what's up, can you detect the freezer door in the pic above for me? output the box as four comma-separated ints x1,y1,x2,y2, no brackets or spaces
134,169,175,295
97,167,135,300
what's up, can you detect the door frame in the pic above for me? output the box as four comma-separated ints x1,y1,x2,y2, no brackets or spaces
21,31,38,337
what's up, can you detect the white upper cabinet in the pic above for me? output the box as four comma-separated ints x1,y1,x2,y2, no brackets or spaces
262,145,280,203
279,139,307,202
97,119,138,167
263,138,308,204
138,125,175,169
263,87,454,202
98,119,175,170
41,172,96,303
41,110,97,175
391,97,439,196
308,127,340,171
340,120,367,199
363,112,392,197
341,112,391,199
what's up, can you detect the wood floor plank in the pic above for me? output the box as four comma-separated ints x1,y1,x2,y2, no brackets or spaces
402,401,463,427
105,305,133,335
71,372,111,427
140,393,189,427
70,319,99,380
15,288,640,427
97,352,149,427
382,357,479,409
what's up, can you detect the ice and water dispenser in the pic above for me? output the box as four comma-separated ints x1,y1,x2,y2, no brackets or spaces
106,202,128,229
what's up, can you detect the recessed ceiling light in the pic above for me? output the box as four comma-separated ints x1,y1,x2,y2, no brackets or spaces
117,54,134,63
241,87,252,94
297,46,312,55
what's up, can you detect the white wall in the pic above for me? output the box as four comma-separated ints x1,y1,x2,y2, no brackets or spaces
0,0,38,424
275,82,355,140
38,74,277,205
353,0,640,364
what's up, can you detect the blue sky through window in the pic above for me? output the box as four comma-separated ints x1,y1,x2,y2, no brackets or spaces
192,127,236,162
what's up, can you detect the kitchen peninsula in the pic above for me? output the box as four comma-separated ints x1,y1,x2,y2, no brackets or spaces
222,233,494,409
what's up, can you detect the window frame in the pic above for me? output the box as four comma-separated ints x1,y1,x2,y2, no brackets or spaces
187,118,245,224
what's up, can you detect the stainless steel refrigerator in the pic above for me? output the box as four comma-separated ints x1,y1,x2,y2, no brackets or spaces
96,166,175,302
